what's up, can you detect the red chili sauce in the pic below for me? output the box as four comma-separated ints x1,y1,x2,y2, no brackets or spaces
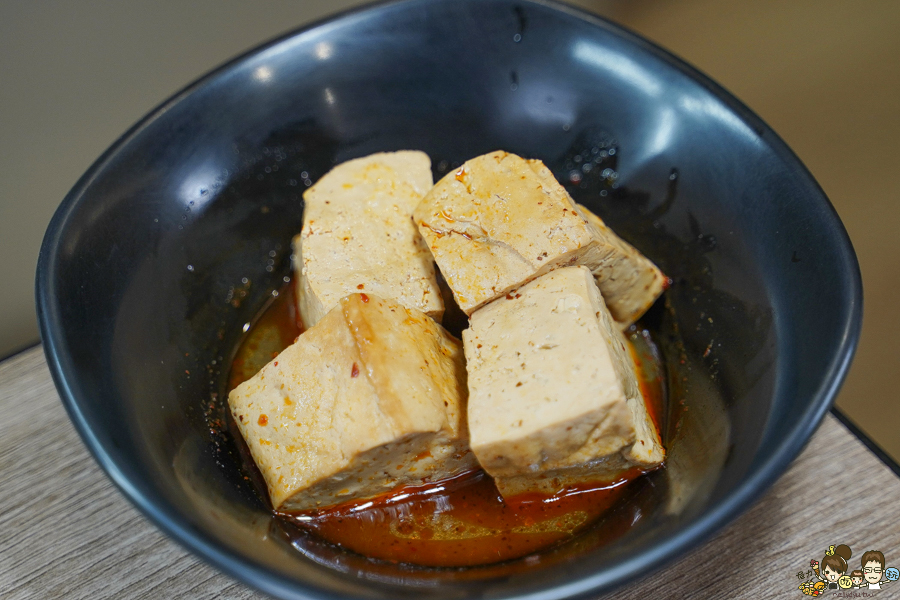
229,283,666,567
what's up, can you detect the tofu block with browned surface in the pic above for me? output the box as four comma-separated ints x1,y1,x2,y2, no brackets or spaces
294,150,443,328
414,151,665,326
228,293,474,511
462,266,664,497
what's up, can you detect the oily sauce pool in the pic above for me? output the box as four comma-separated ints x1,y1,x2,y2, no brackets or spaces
229,283,665,567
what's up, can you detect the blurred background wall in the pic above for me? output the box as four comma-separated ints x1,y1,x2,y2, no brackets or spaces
2,0,897,459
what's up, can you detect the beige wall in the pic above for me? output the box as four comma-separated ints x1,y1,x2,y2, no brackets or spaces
0,0,370,358
2,1,897,460
599,0,900,463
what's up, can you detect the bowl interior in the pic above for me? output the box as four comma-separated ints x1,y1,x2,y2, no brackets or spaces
38,0,860,598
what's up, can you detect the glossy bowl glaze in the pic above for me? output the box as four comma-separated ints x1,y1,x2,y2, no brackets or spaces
36,0,861,598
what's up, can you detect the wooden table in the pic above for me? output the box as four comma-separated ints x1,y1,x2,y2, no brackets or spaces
2,347,898,599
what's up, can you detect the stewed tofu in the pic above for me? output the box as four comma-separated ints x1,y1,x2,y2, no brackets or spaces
228,293,474,511
294,150,443,328
462,266,664,497
414,151,665,325
574,203,667,328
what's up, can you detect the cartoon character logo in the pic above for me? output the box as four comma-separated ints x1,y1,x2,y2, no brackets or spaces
820,544,852,589
798,544,895,594
861,550,887,590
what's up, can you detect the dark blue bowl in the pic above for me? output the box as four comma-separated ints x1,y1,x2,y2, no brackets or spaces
36,0,861,598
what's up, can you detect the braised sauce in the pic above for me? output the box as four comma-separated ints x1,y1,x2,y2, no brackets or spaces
228,283,303,391
229,283,666,567
282,468,640,567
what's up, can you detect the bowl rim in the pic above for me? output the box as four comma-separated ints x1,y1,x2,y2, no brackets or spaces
35,0,863,598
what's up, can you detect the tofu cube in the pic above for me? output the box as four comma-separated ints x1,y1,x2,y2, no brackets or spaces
294,150,443,328
414,151,665,325
575,203,667,328
228,293,474,511
462,266,664,497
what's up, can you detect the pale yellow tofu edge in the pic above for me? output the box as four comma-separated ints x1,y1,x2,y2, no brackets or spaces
575,203,668,328
228,293,474,511
413,151,595,315
463,266,664,497
293,150,444,328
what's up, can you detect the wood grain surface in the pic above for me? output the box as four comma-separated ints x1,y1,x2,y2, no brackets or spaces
1,347,898,599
